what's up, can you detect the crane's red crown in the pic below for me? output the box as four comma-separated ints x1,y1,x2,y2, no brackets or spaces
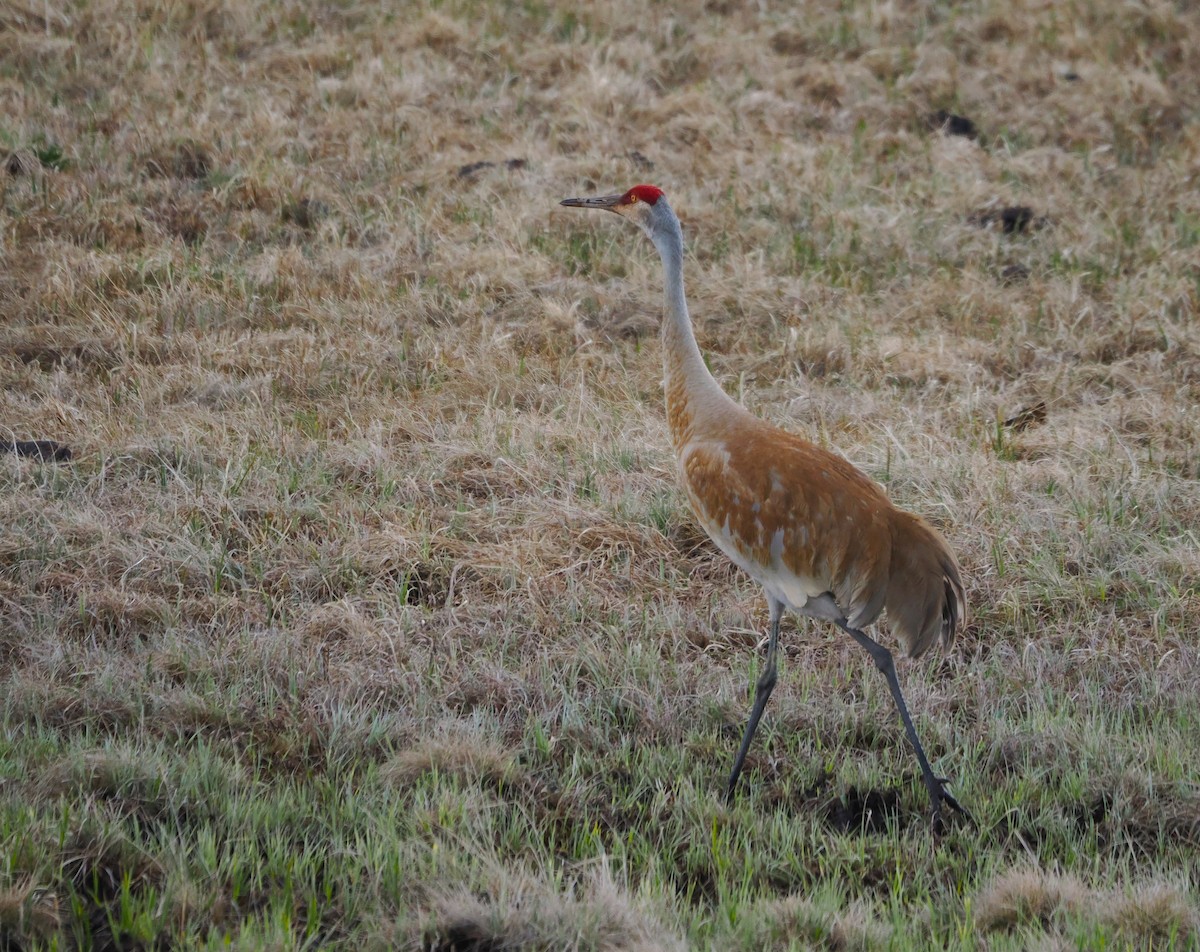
625,184,664,205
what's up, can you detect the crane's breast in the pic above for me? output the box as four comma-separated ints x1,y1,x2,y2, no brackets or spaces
678,440,831,612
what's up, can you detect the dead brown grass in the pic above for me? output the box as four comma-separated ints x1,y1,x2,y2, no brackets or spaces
422,865,687,952
0,879,62,944
976,869,1197,945
2,0,1199,946
747,895,894,951
381,733,517,788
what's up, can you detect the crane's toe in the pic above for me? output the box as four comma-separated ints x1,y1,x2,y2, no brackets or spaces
930,780,973,835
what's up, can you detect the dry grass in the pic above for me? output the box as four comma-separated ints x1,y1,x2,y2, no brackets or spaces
976,869,1197,945
1,0,1199,947
421,865,686,952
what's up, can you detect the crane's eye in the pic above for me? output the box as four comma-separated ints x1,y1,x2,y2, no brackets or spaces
628,193,638,204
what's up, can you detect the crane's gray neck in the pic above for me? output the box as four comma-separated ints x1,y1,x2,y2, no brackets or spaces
648,206,703,372
646,202,736,445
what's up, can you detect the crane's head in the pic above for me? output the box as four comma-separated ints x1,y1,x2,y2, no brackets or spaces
560,185,668,238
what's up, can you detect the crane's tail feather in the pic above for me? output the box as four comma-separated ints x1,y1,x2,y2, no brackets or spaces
885,513,965,658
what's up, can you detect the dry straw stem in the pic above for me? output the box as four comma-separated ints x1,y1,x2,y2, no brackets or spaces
1,0,1199,947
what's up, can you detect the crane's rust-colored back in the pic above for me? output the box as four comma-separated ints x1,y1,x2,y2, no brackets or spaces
673,407,964,659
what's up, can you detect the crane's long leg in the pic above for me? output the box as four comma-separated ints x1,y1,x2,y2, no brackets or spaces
837,622,970,829
725,596,785,802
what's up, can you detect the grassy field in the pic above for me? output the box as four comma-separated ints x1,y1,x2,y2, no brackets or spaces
2,0,1199,947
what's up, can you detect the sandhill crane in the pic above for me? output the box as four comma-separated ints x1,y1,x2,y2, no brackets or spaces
560,184,969,829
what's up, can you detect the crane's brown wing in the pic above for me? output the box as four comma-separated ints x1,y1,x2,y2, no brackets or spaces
678,425,893,628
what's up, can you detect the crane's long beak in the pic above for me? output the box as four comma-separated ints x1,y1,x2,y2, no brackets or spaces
560,194,623,211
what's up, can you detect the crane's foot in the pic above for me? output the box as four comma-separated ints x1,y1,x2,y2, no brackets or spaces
929,777,973,835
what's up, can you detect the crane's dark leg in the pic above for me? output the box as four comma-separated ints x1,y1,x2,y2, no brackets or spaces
725,597,785,802
837,622,970,830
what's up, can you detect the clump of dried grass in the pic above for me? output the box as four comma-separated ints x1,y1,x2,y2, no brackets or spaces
1106,882,1198,945
423,866,686,952
975,869,1091,932
34,747,165,802
748,895,893,951
0,880,62,945
381,732,518,789
975,869,1197,944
